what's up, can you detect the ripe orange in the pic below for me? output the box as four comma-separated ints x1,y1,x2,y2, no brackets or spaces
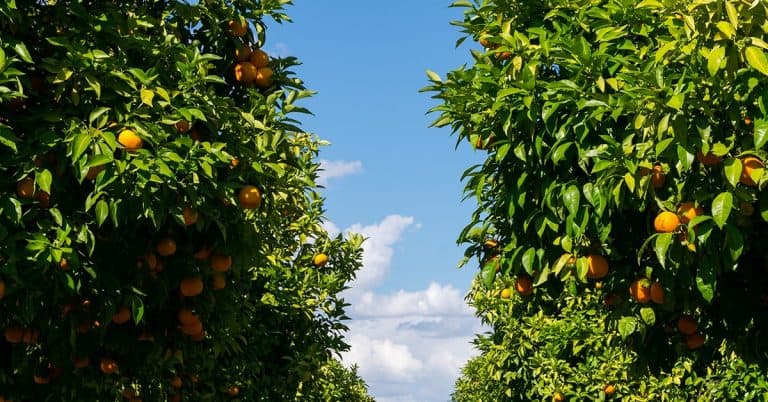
500,288,511,299
22,329,39,344
228,18,248,37
33,374,50,385
553,392,565,402
4,327,23,343
651,164,665,188
168,394,181,402
250,49,269,68
254,67,273,88
650,282,665,304
180,320,203,336
313,253,329,267
118,129,143,151
211,273,226,290
35,190,50,208
686,333,705,349
210,254,232,272
696,150,721,166
234,62,258,85
180,277,204,297
156,238,177,257
515,276,533,296
586,255,609,279
193,245,212,260
16,178,35,199
73,356,90,369
629,279,651,303
112,307,131,324
677,315,698,335
0,279,5,299
740,156,764,186
182,206,198,226
495,51,512,60
178,309,199,325
227,386,240,397
100,358,118,374
604,294,621,307
238,185,262,209
190,330,205,342
483,239,499,249
145,253,158,270
604,384,615,396
86,165,104,180
235,45,252,62
654,211,680,233
677,202,703,225
171,376,183,389
122,388,136,399
175,119,190,133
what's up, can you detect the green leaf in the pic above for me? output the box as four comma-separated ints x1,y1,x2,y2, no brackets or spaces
36,169,52,194
130,297,145,324
480,259,498,289
666,93,684,110
563,184,580,216
140,89,154,106
716,21,736,39
707,46,726,76
88,107,110,126
425,70,442,82
640,307,656,326
618,316,637,339
95,199,109,226
724,224,743,261
696,258,716,303
521,247,536,275
711,192,733,228
654,233,672,268
723,158,742,187
745,46,768,77
576,256,589,283
13,42,33,63
754,118,768,150
0,125,19,152
71,132,91,163
623,172,636,193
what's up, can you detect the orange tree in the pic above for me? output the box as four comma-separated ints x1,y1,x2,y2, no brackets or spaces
0,1,371,401
426,0,768,400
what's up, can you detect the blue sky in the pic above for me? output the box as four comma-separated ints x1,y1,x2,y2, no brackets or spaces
266,2,484,401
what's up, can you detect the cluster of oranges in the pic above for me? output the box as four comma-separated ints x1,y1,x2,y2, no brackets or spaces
229,18,273,89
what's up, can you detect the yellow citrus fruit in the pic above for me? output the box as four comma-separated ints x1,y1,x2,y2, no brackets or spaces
500,288,511,299
677,202,703,225
515,276,533,296
234,62,258,85
250,49,269,68
227,18,248,37
182,206,198,226
604,384,615,396
654,211,680,233
227,386,240,397
118,129,143,151
238,185,262,209
586,255,609,279
16,178,35,199
254,67,273,88
313,253,329,267
650,282,665,304
235,45,252,62
553,392,565,402
696,150,721,166
740,156,764,186
629,279,651,303
651,165,665,188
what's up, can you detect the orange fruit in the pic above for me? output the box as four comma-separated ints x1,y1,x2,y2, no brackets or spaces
740,202,755,216
122,388,136,399
156,238,177,257
16,178,35,199
100,358,118,374
4,327,23,343
586,255,609,279
33,375,50,385
230,157,239,169
677,202,703,225
171,376,183,389
175,120,190,133
190,330,205,342
189,128,202,141
180,277,204,297
500,288,511,299
182,206,198,226
211,273,226,290
629,279,651,303
677,315,698,335
250,49,269,68
178,309,199,325
696,150,721,166
193,245,212,260
118,129,143,151
112,307,131,324
604,384,615,396
0,279,5,299
313,253,329,267
651,164,665,188
168,394,181,402
553,392,565,402
650,282,665,304
483,239,498,249
227,18,248,37
235,45,252,62
740,156,764,186
35,190,50,208
227,386,240,397
22,329,39,344
495,51,512,60
145,252,158,270
254,67,273,88
73,356,90,369
180,320,203,336
238,185,262,209
654,211,680,233
234,62,258,85
515,276,533,296
745,116,753,125
686,333,705,349
210,254,232,272
86,165,104,180
604,294,621,307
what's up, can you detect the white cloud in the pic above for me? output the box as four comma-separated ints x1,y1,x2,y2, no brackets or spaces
266,42,291,58
317,159,363,186
345,215,415,289
351,282,471,318
344,334,423,383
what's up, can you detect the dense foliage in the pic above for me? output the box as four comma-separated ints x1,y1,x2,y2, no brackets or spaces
0,0,371,401
426,0,768,400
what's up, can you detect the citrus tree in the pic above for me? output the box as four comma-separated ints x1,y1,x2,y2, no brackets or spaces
0,1,371,401
426,0,768,400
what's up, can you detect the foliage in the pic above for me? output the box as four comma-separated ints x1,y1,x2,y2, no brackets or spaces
0,0,371,401
425,0,768,399
298,359,375,402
